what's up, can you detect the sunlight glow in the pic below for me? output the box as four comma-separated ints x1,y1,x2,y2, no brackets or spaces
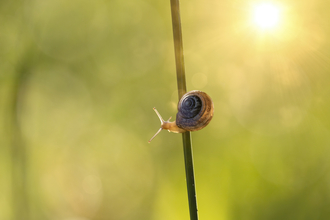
253,3,281,29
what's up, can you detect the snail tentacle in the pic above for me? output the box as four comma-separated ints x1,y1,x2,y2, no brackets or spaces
148,108,185,143
148,127,163,143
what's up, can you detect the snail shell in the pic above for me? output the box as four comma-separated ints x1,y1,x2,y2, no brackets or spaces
176,90,214,131
148,90,214,143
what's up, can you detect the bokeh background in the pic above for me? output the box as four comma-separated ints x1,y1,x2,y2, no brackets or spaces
1,0,330,219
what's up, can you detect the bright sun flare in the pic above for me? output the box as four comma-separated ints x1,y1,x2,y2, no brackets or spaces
253,3,281,29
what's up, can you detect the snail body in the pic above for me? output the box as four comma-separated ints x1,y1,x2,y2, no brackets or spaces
148,90,214,143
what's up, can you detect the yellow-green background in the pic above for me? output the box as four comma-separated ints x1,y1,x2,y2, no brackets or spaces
1,0,330,219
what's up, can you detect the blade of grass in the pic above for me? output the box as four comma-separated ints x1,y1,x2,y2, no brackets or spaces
9,49,35,220
170,0,199,219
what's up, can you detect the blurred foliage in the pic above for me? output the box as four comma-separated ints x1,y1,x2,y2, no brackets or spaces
1,0,330,219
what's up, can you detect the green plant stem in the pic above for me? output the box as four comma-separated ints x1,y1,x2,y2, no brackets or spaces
182,132,198,220
170,0,187,98
170,0,198,219
9,53,32,220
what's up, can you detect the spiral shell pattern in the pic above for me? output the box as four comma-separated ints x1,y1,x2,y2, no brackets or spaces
176,90,214,131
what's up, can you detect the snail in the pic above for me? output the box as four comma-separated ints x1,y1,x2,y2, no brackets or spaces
148,90,214,143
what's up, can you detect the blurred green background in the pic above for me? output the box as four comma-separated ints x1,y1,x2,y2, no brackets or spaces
1,0,330,219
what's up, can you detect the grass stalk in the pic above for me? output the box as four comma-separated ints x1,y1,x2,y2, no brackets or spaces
9,52,32,220
170,0,199,219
